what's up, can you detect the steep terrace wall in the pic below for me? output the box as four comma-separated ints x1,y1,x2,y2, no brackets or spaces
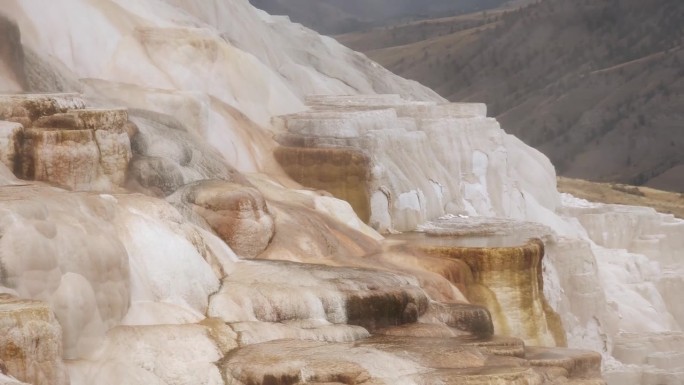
0,94,132,190
275,95,559,232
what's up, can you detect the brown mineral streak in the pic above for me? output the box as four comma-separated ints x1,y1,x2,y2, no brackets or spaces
274,146,372,223
419,239,566,346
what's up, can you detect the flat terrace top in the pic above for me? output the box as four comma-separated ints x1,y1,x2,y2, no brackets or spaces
387,231,532,248
387,216,555,248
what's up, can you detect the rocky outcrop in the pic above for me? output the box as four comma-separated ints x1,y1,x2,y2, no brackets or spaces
274,95,559,232
70,108,131,186
0,94,85,127
0,94,132,190
20,127,101,190
221,337,604,385
416,237,565,347
419,302,494,339
208,260,429,330
246,174,384,264
206,257,602,385
170,180,275,258
0,294,69,385
549,195,684,383
384,216,565,347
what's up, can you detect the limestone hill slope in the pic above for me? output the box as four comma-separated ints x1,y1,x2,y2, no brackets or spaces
0,1,682,385
338,0,684,192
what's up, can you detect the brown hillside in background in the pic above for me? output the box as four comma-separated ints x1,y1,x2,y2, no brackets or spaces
558,177,684,219
338,0,684,192
248,0,511,35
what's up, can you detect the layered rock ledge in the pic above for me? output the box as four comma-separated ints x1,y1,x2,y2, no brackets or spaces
0,294,68,385
274,95,558,232
0,94,131,190
388,216,564,347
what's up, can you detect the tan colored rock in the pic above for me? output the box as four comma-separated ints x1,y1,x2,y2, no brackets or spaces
33,113,85,130
173,180,274,258
199,317,239,354
402,229,566,347
19,128,100,190
222,339,420,385
375,324,526,356
94,128,132,186
0,96,132,190
69,108,128,132
209,260,429,331
0,294,69,385
221,337,603,385
274,146,372,223
419,302,494,339
70,109,132,187
247,174,383,265
0,94,86,122
525,347,603,379
0,122,22,173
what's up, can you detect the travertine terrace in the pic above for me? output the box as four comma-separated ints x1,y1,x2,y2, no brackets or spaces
0,94,131,190
275,95,557,233
0,1,682,384
0,92,610,385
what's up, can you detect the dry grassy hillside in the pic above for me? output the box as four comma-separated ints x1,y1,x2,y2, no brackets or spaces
558,177,684,219
338,0,684,192
248,0,510,35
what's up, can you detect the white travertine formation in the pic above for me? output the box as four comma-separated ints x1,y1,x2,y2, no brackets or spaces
275,97,559,232
0,95,132,190
67,324,226,385
0,1,681,384
0,187,223,361
0,295,69,385
555,195,684,381
0,188,130,359
208,260,427,326
0,373,29,385
274,95,684,382
169,180,275,258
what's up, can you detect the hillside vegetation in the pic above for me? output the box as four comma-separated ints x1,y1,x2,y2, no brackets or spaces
338,0,684,191
558,177,684,219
